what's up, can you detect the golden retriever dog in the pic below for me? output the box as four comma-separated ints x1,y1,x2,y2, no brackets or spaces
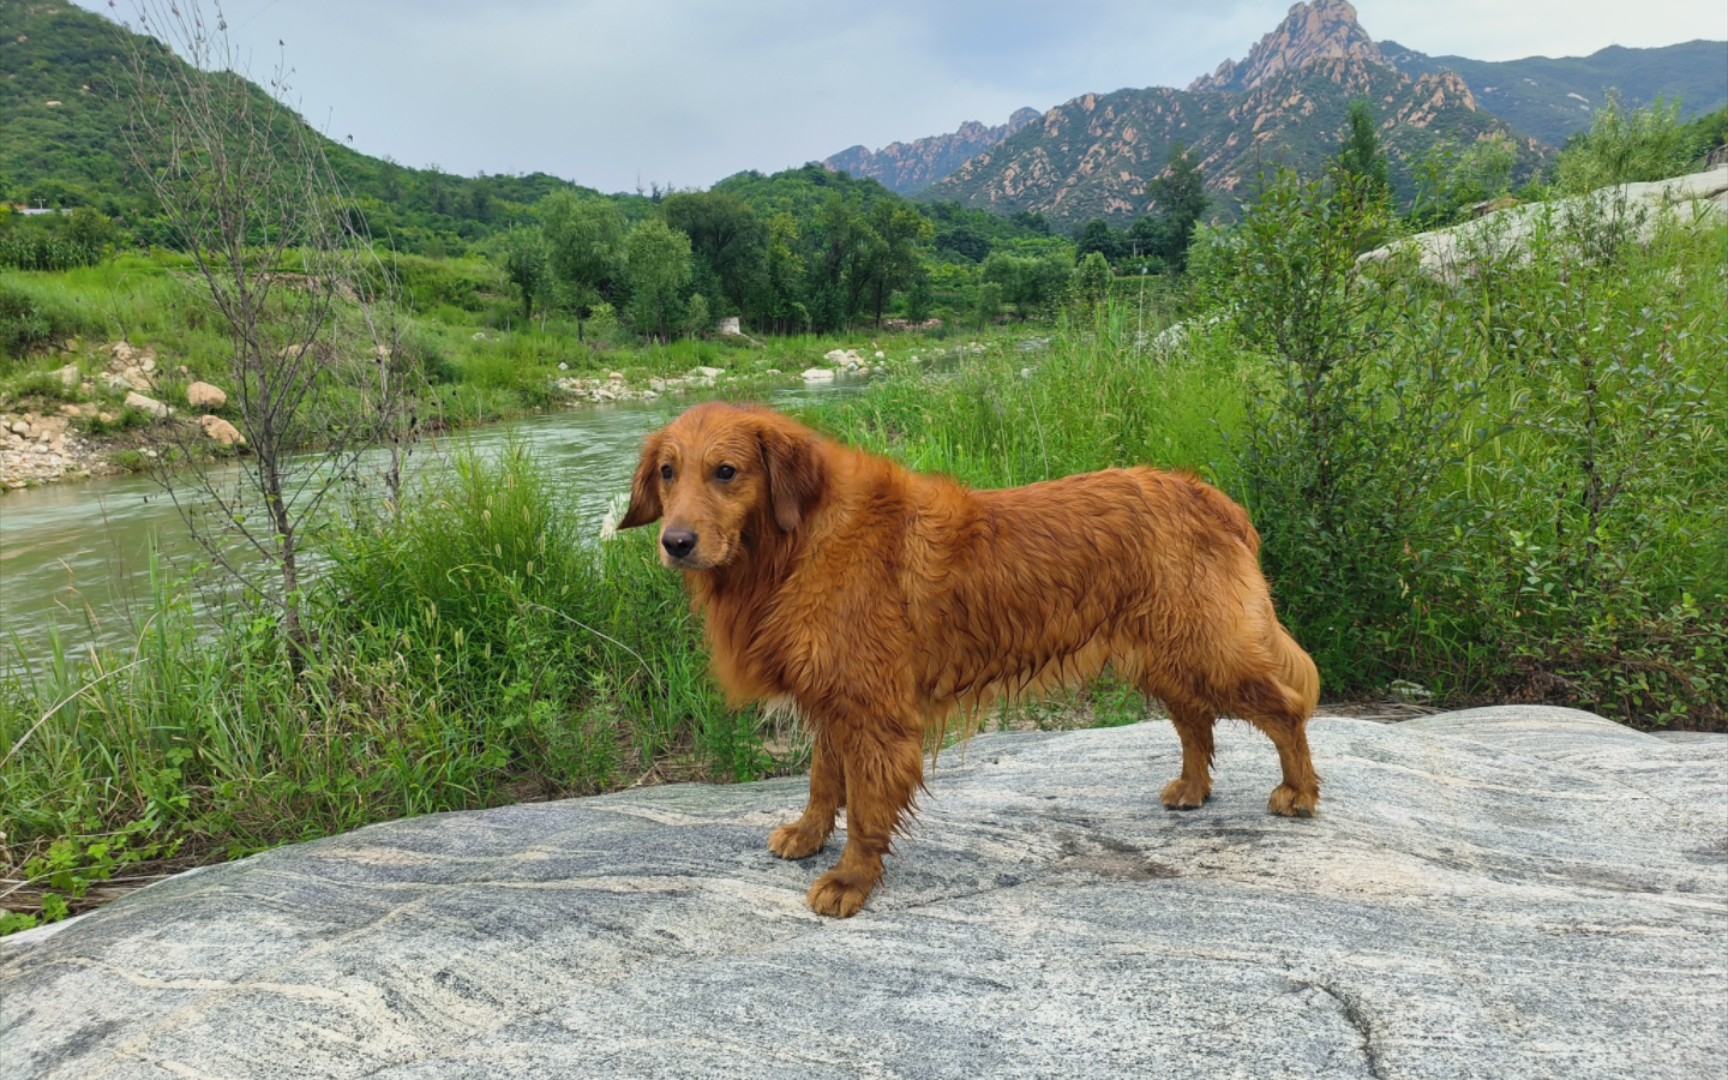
620,402,1320,918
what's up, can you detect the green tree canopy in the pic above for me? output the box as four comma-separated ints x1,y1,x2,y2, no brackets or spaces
1075,218,1123,263
1336,99,1392,206
1556,93,1694,194
1143,143,1209,274
661,192,768,319
539,192,626,337
498,226,550,322
623,217,693,341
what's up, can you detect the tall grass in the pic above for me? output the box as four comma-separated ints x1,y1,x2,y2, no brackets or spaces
0,442,767,929
810,306,1244,487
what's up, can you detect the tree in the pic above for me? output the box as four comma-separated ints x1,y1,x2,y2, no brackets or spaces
1073,251,1113,314
903,270,934,323
864,200,934,326
761,211,807,334
120,0,413,653
1125,214,1163,267
499,226,550,322
1336,99,1391,206
540,192,624,340
982,250,1072,318
1143,144,1208,274
661,192,767,319
684,293,711,338
935,223,990,263
1075,219,1122,262
624,218,692,341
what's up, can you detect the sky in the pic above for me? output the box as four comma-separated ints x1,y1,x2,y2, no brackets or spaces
74,0,1728,195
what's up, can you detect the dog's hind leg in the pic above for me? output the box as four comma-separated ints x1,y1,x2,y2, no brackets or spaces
1236,679,1321,817
770,731,845,860
807,719,923,918
1158,701,1217,810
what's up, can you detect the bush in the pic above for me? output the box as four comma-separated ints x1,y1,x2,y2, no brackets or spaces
1220,169,1470,690
1556,94,1695,194
0,278,102,359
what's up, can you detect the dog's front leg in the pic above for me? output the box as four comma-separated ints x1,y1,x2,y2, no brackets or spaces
769,731,845,860
807,717,922,918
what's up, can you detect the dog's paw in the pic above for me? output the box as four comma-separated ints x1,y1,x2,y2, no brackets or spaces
807,869,875,918
768,823,828,860
1160,777,1210,810
1267,783,1319,818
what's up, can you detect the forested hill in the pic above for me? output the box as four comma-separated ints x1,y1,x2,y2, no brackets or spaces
1,0,1056,269
0,0,612,251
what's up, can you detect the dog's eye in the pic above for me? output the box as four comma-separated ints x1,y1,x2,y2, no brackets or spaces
659,464,674,483
715,464,737,482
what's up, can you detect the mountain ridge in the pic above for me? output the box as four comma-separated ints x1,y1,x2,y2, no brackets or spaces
832,0,1724,225
927,3,1544,226
823,107,1041,195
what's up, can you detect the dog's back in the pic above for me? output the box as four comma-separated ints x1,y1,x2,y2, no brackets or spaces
889,465,1315,729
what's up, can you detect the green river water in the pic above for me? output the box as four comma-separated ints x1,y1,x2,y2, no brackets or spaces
0,381,862,662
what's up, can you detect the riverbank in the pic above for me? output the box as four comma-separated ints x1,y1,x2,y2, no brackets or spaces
1,250,974,492
0,331,954,492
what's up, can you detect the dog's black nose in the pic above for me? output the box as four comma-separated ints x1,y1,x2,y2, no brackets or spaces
662,529,698,560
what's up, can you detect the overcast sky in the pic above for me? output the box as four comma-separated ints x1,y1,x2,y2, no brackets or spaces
75,0,1727,195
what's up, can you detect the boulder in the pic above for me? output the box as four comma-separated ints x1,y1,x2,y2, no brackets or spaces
2,707,1720,1079
198,415,245,447
690,366,725,379
123,391,169,419
801,366,837,382
823,348,865,369
102,367,154,393
53,364,80,389
185,381,227,410
1360,165,1728,281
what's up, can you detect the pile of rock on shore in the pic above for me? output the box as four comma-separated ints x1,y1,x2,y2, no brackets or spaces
0,342,240,491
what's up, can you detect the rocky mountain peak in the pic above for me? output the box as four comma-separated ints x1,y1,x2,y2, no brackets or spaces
822,107,1043,195
1189,0,1386,93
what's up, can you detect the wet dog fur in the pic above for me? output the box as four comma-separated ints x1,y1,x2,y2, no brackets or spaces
619,402,1320,917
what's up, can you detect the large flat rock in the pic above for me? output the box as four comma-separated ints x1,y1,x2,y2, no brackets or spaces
4,706,1725,1078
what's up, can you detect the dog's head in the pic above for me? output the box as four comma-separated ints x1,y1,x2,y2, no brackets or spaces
618,403,826,570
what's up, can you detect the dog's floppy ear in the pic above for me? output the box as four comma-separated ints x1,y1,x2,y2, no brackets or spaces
618,432,664,530
759,419,826,533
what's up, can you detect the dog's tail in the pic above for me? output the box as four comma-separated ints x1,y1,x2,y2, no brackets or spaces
1269,621,1320,720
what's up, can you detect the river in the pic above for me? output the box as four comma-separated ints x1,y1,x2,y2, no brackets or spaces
0,380,866,663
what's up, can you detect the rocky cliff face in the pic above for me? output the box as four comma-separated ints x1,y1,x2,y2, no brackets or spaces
824,107,1041,194
927,1,1545,225
1189,0,1384,93
931,55,1534,225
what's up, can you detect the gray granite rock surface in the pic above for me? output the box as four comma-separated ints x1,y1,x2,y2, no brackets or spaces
3,705,1725,1079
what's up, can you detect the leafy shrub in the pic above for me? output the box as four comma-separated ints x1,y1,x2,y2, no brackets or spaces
1556,94,1695,194
0,277,104,359
1215,170,1473,690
